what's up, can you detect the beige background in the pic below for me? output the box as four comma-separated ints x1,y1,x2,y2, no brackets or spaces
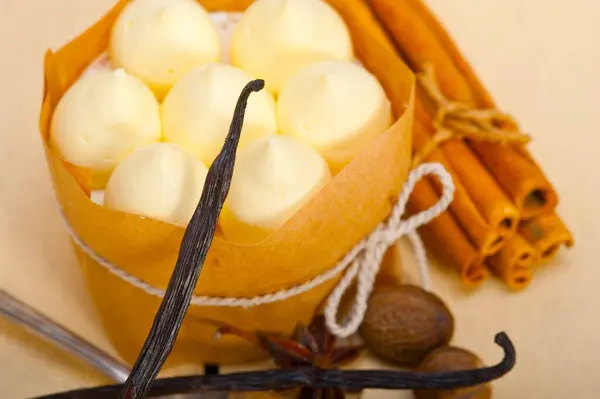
0,0,598,398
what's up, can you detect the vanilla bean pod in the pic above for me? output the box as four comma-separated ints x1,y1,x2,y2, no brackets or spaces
34,332,514,399
118,80,266,399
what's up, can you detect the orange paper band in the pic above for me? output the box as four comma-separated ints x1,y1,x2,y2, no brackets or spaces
40,0,416,366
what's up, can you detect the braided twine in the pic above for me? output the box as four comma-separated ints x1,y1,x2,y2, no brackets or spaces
411,65,530,168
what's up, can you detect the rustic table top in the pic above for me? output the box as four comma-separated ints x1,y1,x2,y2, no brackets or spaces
0,0,597,398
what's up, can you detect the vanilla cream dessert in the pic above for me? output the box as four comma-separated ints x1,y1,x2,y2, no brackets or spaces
277,60,392,172
219,135,332,243
161,63,277,166
231,0,353,94
104,143,209,227
110,0,221,98
49,69,162,188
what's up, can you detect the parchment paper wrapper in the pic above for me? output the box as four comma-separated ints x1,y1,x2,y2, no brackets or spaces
39,0,415,366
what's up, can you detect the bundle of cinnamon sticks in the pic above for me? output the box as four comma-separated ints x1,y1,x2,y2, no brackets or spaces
363,0,573,290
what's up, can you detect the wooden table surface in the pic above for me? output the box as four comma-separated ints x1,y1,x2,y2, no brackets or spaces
1,0,598,398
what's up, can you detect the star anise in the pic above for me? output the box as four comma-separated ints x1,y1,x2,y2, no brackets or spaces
216,315,365,398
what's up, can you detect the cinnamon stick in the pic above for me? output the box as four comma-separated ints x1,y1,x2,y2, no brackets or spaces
414,99,520,238
366,0,559,219
346,0,516,257
487,235,536,290
519,213,574,264
413,115,504,256
470,142,558,220
414,100,519,244
407,179,488,287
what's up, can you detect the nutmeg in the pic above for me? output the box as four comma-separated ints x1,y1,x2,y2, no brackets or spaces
359,285,454,367
414,346,492,399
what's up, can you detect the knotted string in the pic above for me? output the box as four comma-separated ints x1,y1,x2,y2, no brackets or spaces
323,163,454,338
61,162,454,339
411,65,530,168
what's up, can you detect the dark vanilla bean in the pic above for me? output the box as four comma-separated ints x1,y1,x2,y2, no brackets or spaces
34,332,515,398
118,80,266,399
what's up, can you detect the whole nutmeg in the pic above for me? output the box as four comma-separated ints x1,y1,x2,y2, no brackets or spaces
359,285,454,366
414,346,492,399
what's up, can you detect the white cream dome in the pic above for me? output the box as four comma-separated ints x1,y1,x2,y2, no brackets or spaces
219,135,332,243
162,63,277,166
231,0,353,94
110,0,221,98
277,60,392,172
50,68,162,188
104,143,209,227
